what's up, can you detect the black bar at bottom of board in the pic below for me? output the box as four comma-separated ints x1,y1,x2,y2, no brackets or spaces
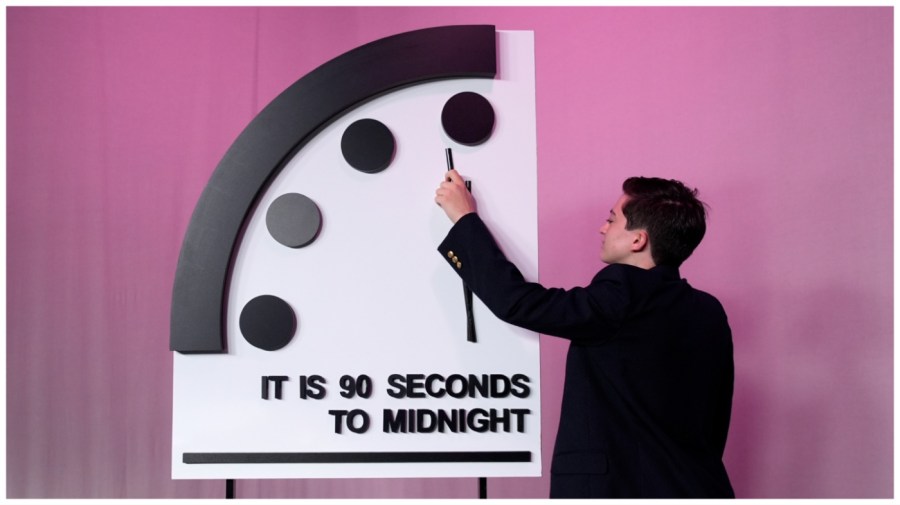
185,451,531,464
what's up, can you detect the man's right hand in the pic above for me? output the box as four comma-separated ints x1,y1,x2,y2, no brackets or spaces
435,169,476,224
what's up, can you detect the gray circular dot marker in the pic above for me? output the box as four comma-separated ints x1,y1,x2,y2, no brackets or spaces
266,193,322,248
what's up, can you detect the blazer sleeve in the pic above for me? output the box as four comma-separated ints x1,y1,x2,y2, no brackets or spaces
438,213,637,341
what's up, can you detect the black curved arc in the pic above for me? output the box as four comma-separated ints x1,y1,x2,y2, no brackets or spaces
171,25,497,353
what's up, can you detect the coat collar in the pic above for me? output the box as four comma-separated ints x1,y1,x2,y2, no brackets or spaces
650,264,682,281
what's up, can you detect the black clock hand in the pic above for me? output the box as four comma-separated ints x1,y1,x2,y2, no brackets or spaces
445,147,477,343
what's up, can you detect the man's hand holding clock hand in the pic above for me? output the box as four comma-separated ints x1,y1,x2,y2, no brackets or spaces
435,169,477,223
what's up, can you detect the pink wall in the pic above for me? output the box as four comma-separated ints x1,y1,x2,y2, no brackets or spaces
7,7,892,498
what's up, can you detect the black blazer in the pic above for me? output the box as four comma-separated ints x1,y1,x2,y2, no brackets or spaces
439,213,734,498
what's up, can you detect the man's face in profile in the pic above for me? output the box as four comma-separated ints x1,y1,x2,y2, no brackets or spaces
600,194,635,265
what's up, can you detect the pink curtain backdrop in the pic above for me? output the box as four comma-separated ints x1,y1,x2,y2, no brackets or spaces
6,7,892,498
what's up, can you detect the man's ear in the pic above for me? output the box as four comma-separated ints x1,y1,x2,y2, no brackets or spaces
631,229,649,252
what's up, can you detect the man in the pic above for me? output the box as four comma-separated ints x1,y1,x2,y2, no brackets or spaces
434,170,734,498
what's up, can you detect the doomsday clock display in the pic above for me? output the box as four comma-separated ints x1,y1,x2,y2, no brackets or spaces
171,26,540,479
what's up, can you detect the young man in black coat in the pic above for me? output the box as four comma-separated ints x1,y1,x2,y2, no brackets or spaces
435,171,734,498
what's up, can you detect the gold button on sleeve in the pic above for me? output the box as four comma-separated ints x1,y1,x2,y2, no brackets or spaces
447,251,455,258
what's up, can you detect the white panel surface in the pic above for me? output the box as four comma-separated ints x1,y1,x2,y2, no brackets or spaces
173,30,539,479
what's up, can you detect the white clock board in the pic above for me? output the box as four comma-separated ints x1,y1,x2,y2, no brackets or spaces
172,30,539,480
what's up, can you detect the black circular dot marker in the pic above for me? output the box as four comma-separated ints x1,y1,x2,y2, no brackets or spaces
266,193,322,248
340,118,395,173
239,295,296,351
441,91,495,146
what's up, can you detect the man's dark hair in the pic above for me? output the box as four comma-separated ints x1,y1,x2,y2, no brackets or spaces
621,177,708,267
